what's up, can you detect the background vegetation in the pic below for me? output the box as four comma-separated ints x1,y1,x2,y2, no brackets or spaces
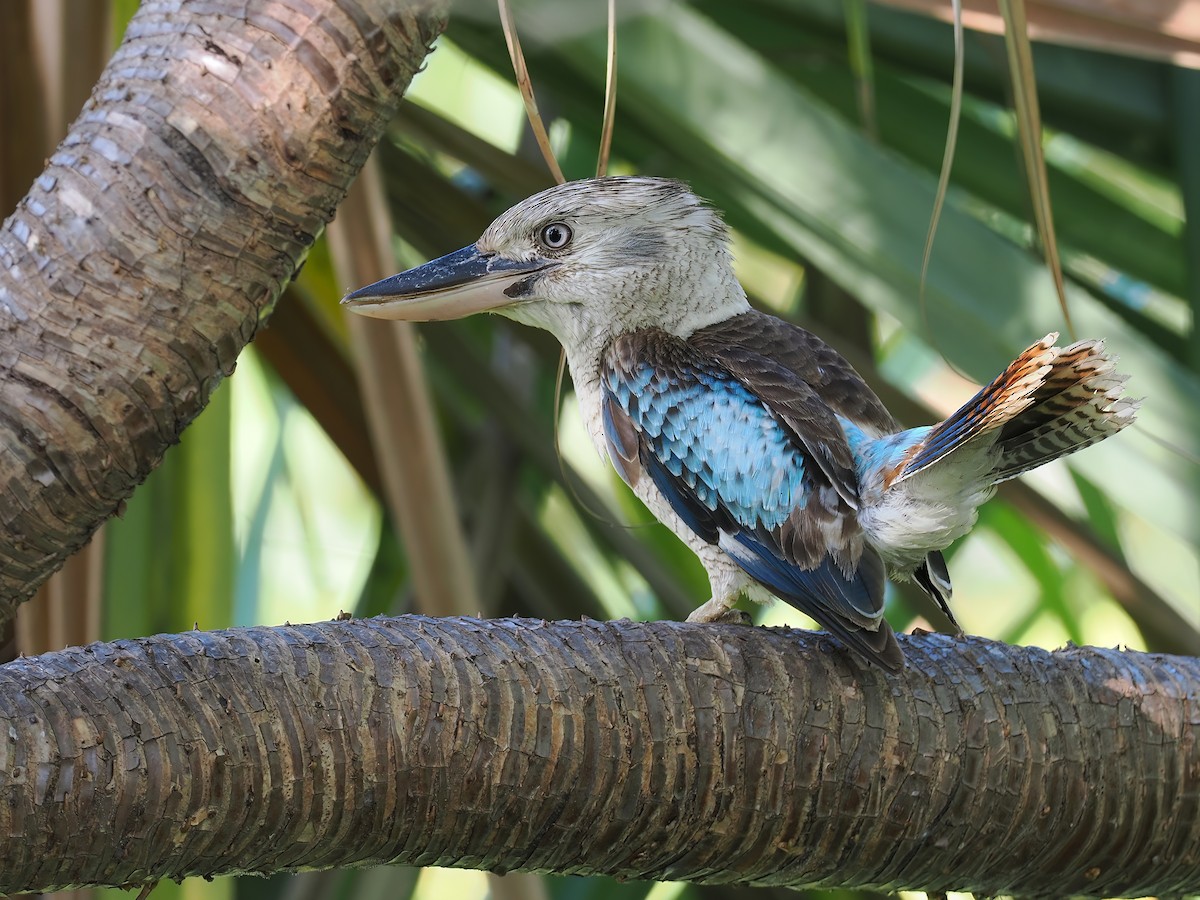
4,1,1197,899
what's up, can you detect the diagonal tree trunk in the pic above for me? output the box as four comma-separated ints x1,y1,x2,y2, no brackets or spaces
0,616,1197,898
0,0,446,620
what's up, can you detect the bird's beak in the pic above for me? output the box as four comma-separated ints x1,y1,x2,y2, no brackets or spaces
341,244,554,321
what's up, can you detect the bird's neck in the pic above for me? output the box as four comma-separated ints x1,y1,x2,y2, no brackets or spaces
570,270,751,361
660,261,751,338
563,346,611,463
666,290,752,338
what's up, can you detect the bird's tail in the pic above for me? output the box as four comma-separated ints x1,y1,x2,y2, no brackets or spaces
890,333,1139,488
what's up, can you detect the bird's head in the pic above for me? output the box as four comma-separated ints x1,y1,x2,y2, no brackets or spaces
342,176,748,355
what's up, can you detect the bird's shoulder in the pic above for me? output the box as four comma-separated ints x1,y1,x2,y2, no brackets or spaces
689,309,900,435
600,324,860,511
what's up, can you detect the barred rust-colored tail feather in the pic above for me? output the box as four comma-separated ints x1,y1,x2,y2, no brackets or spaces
895,333,1138,485
993,338,1138,481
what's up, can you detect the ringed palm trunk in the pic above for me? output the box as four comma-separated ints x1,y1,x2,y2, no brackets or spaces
0,0,447,621
0,616,1196,898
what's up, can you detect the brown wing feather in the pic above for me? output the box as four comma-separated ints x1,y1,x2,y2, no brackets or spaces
688,327,864,508
691,309,899,435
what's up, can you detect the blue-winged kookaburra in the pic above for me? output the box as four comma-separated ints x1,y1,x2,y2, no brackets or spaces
343,176,1138,671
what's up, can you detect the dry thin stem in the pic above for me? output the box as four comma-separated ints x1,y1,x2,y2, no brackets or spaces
497,0,573,493
596,0,618,177
1000,0,1075,335
332,155,482,618
918,0,964,340
497,0,619,524
497,0,566,185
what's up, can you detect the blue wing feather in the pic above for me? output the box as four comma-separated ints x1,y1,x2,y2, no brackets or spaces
640,448,720,544
637,423,879,620
602,331,896,669
721,531,881,622
606,359,810,532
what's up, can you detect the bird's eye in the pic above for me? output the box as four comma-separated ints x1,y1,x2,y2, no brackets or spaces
539,222,573,250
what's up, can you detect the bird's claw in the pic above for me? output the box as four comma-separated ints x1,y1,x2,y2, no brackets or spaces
686,595,744,624
712,608,754,627
910,625,968,640
687,606,753,627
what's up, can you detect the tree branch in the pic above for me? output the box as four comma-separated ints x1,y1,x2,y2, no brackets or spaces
0,0,446,617
1,615,1196,896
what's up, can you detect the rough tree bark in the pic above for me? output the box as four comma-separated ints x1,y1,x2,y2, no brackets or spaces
0,0,446,618
0,616,1197,897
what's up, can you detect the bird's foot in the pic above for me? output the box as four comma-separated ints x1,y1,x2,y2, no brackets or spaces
911,624,969,640
687,597,752,627
711,609,754,627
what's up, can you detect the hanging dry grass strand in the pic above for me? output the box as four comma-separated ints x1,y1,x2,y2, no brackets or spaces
1000,0,1074,336
497,0,566,185
918,0,964,340
597,0,618,177
558,0,625,522
497,0,629,523
570,0,627,521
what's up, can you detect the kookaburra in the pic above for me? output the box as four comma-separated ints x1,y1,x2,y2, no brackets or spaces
343,176,1137,671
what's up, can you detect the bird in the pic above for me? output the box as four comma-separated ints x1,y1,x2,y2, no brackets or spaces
342,176,1139,671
